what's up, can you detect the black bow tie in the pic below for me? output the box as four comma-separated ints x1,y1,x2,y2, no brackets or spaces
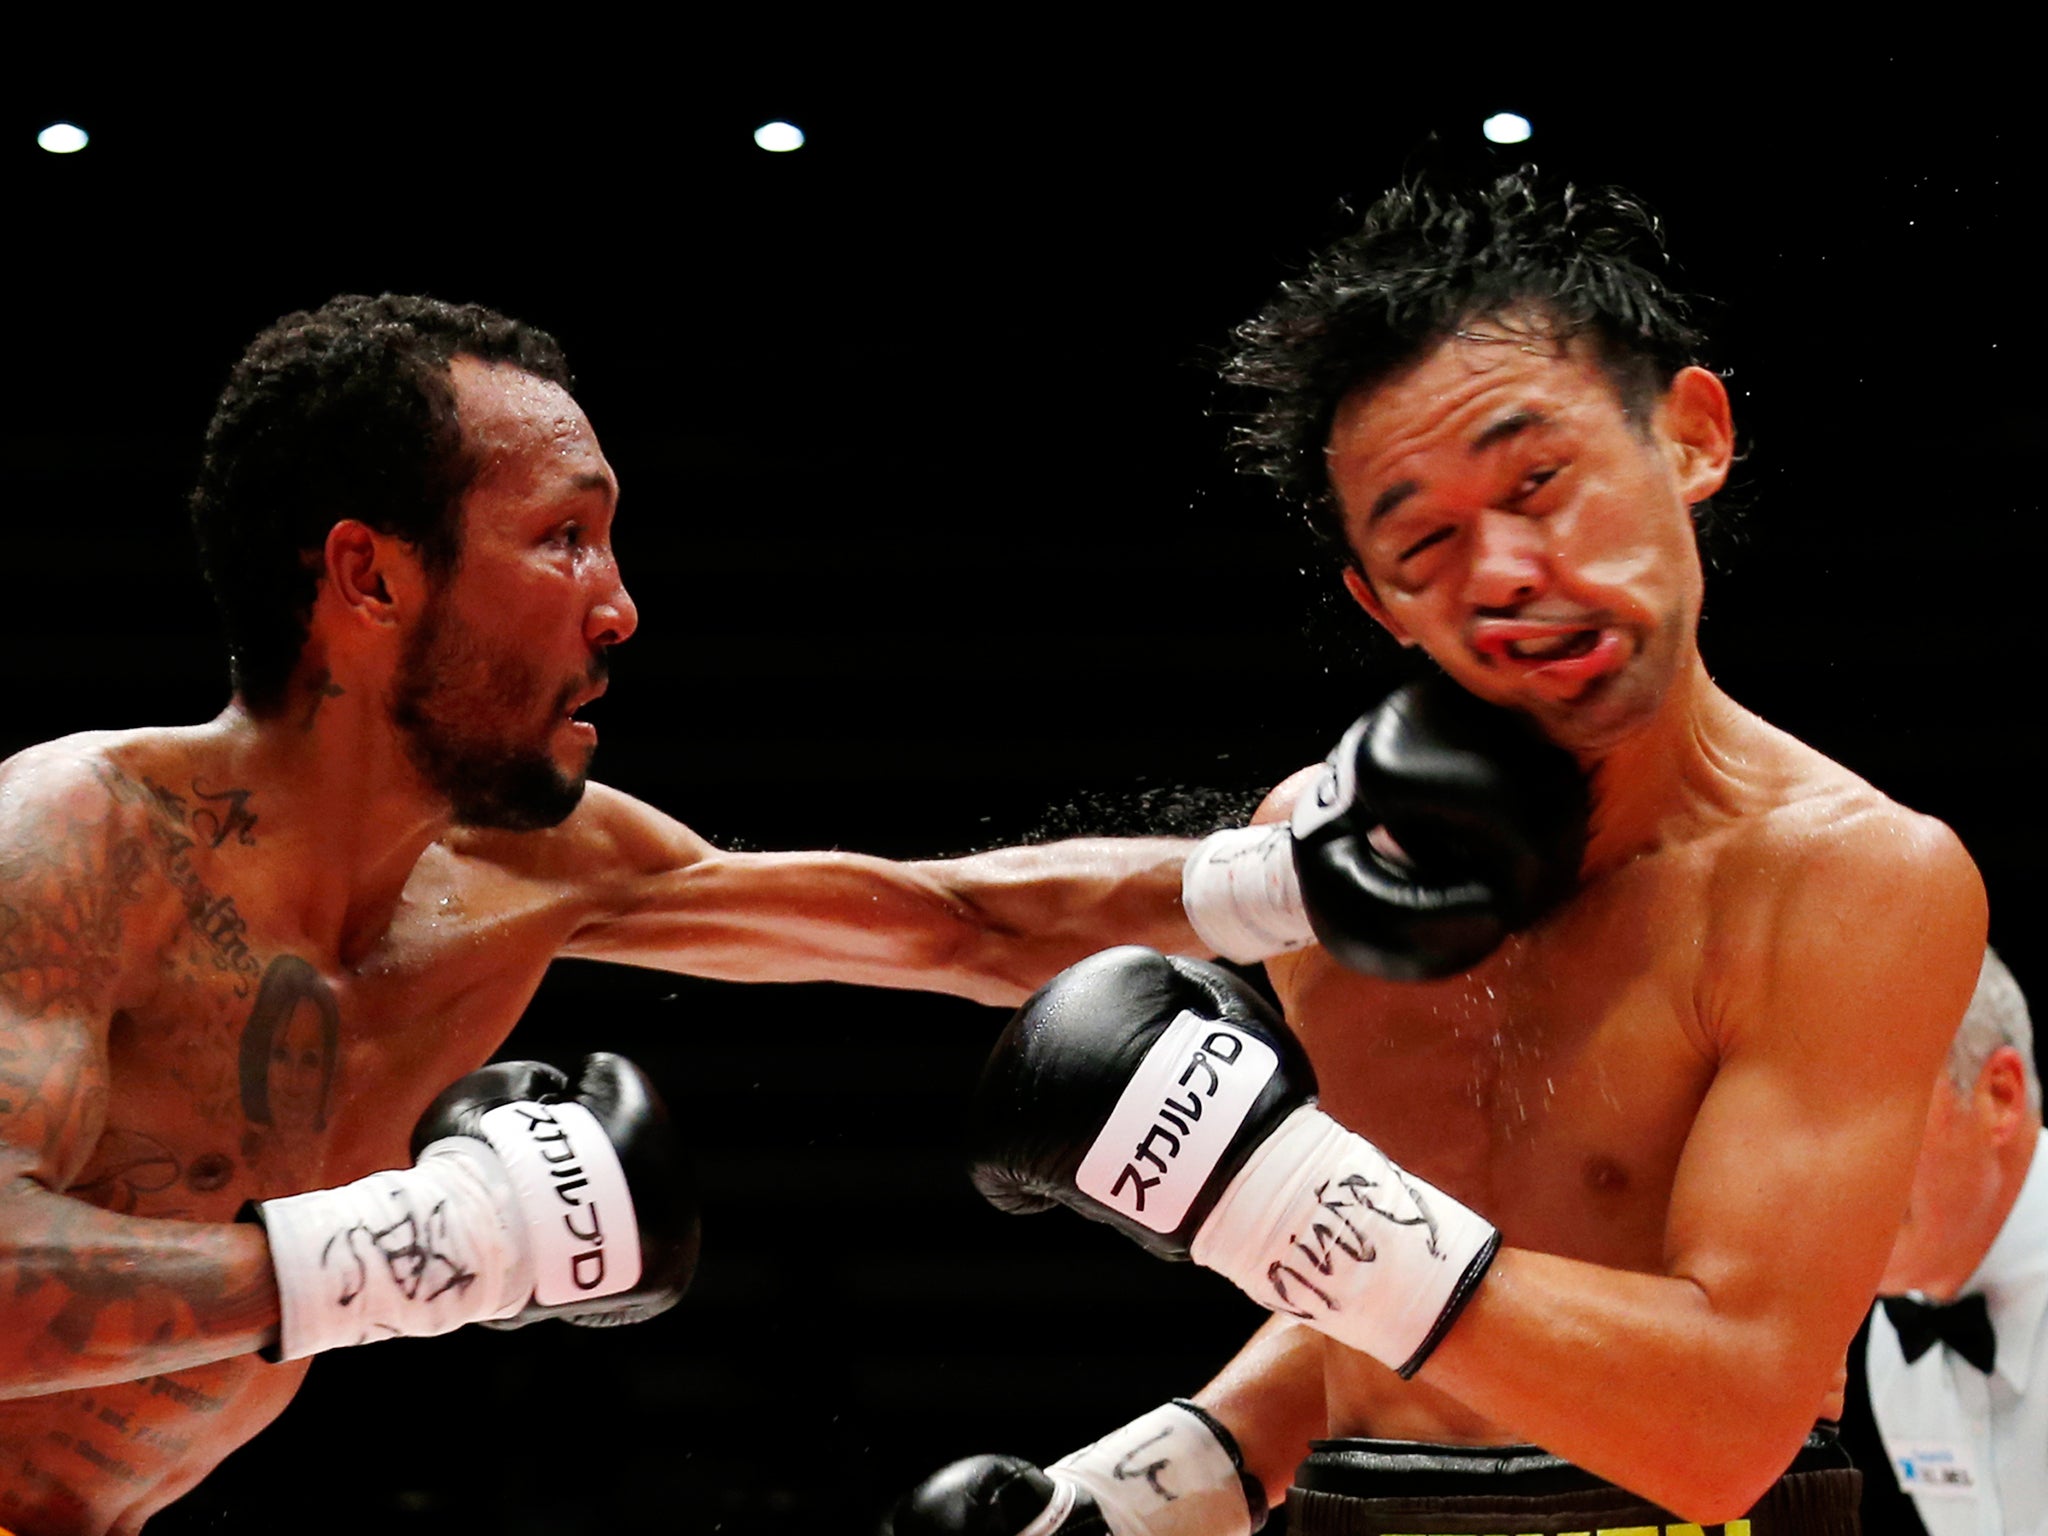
1884,1293,1997,1373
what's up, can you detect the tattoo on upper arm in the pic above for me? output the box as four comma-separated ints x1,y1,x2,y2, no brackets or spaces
0,817,148,1021
0,1013,103,1187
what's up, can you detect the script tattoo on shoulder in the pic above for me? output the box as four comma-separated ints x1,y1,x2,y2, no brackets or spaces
94,766,264,997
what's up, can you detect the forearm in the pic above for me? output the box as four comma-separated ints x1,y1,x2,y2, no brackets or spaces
0,1183,280,1399
1191,1316,1328,1509
1417,1248,1832,1522
915,836,1201,1002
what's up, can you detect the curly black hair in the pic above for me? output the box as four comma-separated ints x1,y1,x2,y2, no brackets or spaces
1225,169,1708,561
190,293,573,714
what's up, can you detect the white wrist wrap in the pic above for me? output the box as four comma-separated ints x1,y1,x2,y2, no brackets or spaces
1182,825,1313,963
1048,1402,1253,1536
259,1142,532,1361
1190,1105,1499,1378
259,1100,642,1360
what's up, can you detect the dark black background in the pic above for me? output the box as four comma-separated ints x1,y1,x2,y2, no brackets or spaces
4,36,2034,1534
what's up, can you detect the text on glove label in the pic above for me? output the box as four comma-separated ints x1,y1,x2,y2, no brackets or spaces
1074,1011,1279,1234
1291,715,1367,841
478,1099,643,1306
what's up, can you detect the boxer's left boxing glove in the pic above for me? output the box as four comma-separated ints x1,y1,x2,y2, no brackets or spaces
971,948,1497,1378
885,1400,1265,1535
1182,674,1587,980
250,1052,699,1359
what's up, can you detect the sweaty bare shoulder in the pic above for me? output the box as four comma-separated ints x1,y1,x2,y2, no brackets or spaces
441,780,717,899
1253,764,1322,828
0,734,196,1194
0,734,188,1027
1700,761,1985,1063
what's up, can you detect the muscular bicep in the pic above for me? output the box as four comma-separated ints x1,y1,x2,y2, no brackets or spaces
1662,815,1986,1381
0,1007,109,1194
0,756,151,1189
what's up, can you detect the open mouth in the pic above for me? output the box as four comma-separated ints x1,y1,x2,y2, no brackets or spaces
1504,629,1602,663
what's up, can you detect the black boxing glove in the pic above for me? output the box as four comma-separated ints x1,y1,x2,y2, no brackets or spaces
1181,674,1588,980
970,947,1316,1261
407,1052,701,1328
885,1401,1265,1536
970,948,1497,1378
252,1052,699,1358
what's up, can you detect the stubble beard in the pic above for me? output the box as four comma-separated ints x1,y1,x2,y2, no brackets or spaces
390,592,593,832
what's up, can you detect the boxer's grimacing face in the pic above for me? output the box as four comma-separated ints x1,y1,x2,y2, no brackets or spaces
1328,323,1733,753
390,358,639,830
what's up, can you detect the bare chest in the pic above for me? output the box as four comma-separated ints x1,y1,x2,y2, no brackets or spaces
1278,859,1717,1269
73,839,572,1222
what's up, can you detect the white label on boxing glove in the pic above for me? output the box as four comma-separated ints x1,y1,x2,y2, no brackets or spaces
1074,1010,1280,1235
472,1100,643,1307
1290,715,1368,841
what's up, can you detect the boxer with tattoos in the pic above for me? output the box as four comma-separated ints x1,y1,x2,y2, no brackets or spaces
0,295,1211,1534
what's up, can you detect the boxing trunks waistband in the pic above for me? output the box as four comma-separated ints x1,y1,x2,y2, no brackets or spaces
1287,1426,1858,1536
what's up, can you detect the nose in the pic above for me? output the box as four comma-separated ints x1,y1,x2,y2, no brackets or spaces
586,556,639,648
1461,508,1548,612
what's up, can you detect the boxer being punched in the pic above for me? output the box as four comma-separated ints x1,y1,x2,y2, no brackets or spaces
0,295,1206,1535
895,173,1988,1532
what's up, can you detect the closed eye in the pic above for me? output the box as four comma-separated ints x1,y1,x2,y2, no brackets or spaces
1512,465,1563,500
1399,526,1454,562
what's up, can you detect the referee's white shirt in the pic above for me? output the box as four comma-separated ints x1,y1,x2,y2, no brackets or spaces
1868,1128,2048,1536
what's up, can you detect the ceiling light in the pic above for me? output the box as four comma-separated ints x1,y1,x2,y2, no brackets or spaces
1482,113,1532,145
38,122,89,154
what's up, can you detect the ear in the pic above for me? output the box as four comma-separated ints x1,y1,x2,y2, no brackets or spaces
1341,564,1416,647
322,521,424,630
1978,1045,2032,1144
1658,366,1736,505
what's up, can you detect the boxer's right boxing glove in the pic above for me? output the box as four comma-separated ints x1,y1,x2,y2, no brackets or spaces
885,1400,1265,1535
971,948,1498,1379
1182,673,1588,979
251,1051,699,1359
406,1053,701,1329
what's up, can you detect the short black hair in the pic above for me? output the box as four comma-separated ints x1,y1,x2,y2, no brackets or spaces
1225,169,1708,560
190,293,573,714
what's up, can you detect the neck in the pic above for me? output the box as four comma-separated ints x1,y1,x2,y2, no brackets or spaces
213,676,452,965
1572,652,1752,875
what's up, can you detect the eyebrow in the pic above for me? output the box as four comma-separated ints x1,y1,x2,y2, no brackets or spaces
1469,408,1548,454
1363,408,1551,528
1368,479,1420,527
